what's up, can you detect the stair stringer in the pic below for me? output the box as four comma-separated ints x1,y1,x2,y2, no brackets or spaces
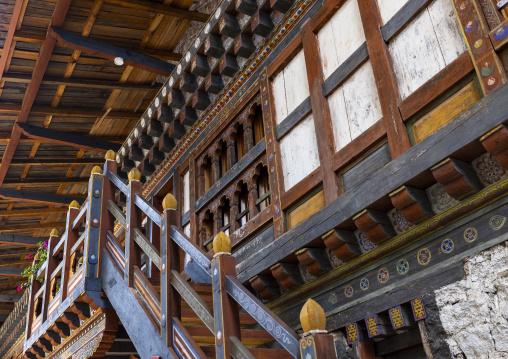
101,250,176,359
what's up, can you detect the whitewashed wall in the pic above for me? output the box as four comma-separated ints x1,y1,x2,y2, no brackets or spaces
327,61,383,151
272,50,310,123
279,115,320,190
183,170,190,213
388,0,467,99
317,0,365,79
377,0,410,25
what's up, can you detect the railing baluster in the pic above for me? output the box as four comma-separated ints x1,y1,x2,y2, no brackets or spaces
41,230,60,322
211,232,241,359
125,168,143,287
160,193,181,347
60,200,80,303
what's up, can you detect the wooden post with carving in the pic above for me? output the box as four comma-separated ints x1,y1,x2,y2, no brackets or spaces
211,232,241,358
160,193,181,346
125,168,143,287
299,299,336,359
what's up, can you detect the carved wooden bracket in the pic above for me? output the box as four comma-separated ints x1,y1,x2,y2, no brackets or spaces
270,263,303,290
295,248,332,277
322,229,361,262
249,274,280,300
389,186,434,224
353,209,396,244
430,157,483,200
480,124,508,170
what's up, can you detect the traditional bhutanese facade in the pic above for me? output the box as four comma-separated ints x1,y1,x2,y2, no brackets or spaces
2,0,508,358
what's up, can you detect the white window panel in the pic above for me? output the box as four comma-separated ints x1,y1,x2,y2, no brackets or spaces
183,170,190,213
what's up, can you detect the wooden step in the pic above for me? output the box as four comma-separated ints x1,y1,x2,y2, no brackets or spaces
185,326,275,347
200,345,294,358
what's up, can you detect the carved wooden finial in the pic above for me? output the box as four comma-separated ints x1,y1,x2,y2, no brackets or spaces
105,150,116,161
69,200,80,209
50,229,60,237
34,252,41,260
91,166,102,174
300,299,326,333
213,231,231,254
128,168,142,181
162,193,177,210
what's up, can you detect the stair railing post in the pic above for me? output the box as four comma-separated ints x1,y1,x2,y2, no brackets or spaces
299,299,336,359
125,168,143,287
160,193,181,347
99,150,118,274
60,200,80,303
41,229,60,323
24,273,42,344
211,232,241,359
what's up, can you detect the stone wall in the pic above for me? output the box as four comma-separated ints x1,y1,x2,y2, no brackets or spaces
435,241,508,359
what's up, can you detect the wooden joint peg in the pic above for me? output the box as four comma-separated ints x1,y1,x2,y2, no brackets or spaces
322,230,361,262
122,157,135,172
167,120,186,140
431,157,483,200
179,107,199,127
179,72,198,93
270,0,293,13
252,11,274,37
388,305,417,331
190,54,210,77
219,13,241,38
140,159,155,177
158,104,174,124
295,248,332,277
168,88,185,109
204,34,225,58
205,73,224,94
192,91,211,111
138,133,154,149
129,144,144,162
235,0,257,15
219,54,239,77
270,262,303,290
353,209,396,244
234,33,256,58
389,185,434,224
249,274,281,300
147,118,163,138
159,134,175,153
149,148,164,165
480,124,508,170
364,314,396,339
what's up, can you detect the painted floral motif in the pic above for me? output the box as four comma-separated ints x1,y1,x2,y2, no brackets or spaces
463,227,478,243
328,292,338,304
472,153,508,186
490,215,506,230
298,263,317,283
360,278,369,291
417,248,431,265
355,230,376,253
327,248,343,268
377,268,389,284
426,183,459,214
441,239,454,253
396,258,409,275
345,286,354,298
388,208,414,235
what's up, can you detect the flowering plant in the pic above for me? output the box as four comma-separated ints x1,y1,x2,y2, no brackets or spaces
18,241,48,291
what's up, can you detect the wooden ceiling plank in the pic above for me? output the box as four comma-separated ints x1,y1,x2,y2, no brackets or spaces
0,222,65,232
102,0,208,22
3,177,89,185
0,234,43,246
0,207,67,217
10,159,103,165
2,72,158,91
0,188,85,205
0,103,139,119
49,26,175,75
0,268,23,276
0,0,25,84
17,123,121,152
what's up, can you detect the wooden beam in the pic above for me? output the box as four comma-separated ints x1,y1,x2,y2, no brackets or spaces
2,72,159,91
101,0,209,22
9,158,103,166
0,0,25,83
0,188,85,206
49,27,175,76
0,234,45,246
0,268,23,276
0,295,22,302
0,103,139,119
0,207,67,217
17,123,121,152
0,222,66,232
3,177,89,186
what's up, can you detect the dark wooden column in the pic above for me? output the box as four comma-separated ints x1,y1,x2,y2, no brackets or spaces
247,181,259,219
260,69,287,238
301,21,339,205
358,0,411,158
244,121,255,153
226,135,237,170
229,201,239,233
211,153,221,183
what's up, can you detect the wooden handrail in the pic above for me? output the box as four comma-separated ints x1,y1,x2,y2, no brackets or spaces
69,231,86,255
134,194,161,227
52,233,66,256
108,200,126,227
108,171,128,195
36,262,46,278
72,200,88,230
169,225,211,272
133,228,161,270
50,261,63,280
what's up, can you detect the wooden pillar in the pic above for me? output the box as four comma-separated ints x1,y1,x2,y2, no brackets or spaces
197,163,206,198
358,0,411,158
214,209,222,234
60,201,80,303
260,69,287,238
160,194,181,346
299,299,336,359
244,121,255,154
229,202,239,233
211,153,221,183
247,181,259,218
125,168,143,287
301,21,339,205
226,136,237,170
41,231,59,322
211,232,241,358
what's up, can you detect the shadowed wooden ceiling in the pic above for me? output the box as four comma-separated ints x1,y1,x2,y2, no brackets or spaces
0,0,212,317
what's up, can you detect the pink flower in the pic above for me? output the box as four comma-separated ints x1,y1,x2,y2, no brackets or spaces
17,286,22,292
43,241,48,249
28,254,33,260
